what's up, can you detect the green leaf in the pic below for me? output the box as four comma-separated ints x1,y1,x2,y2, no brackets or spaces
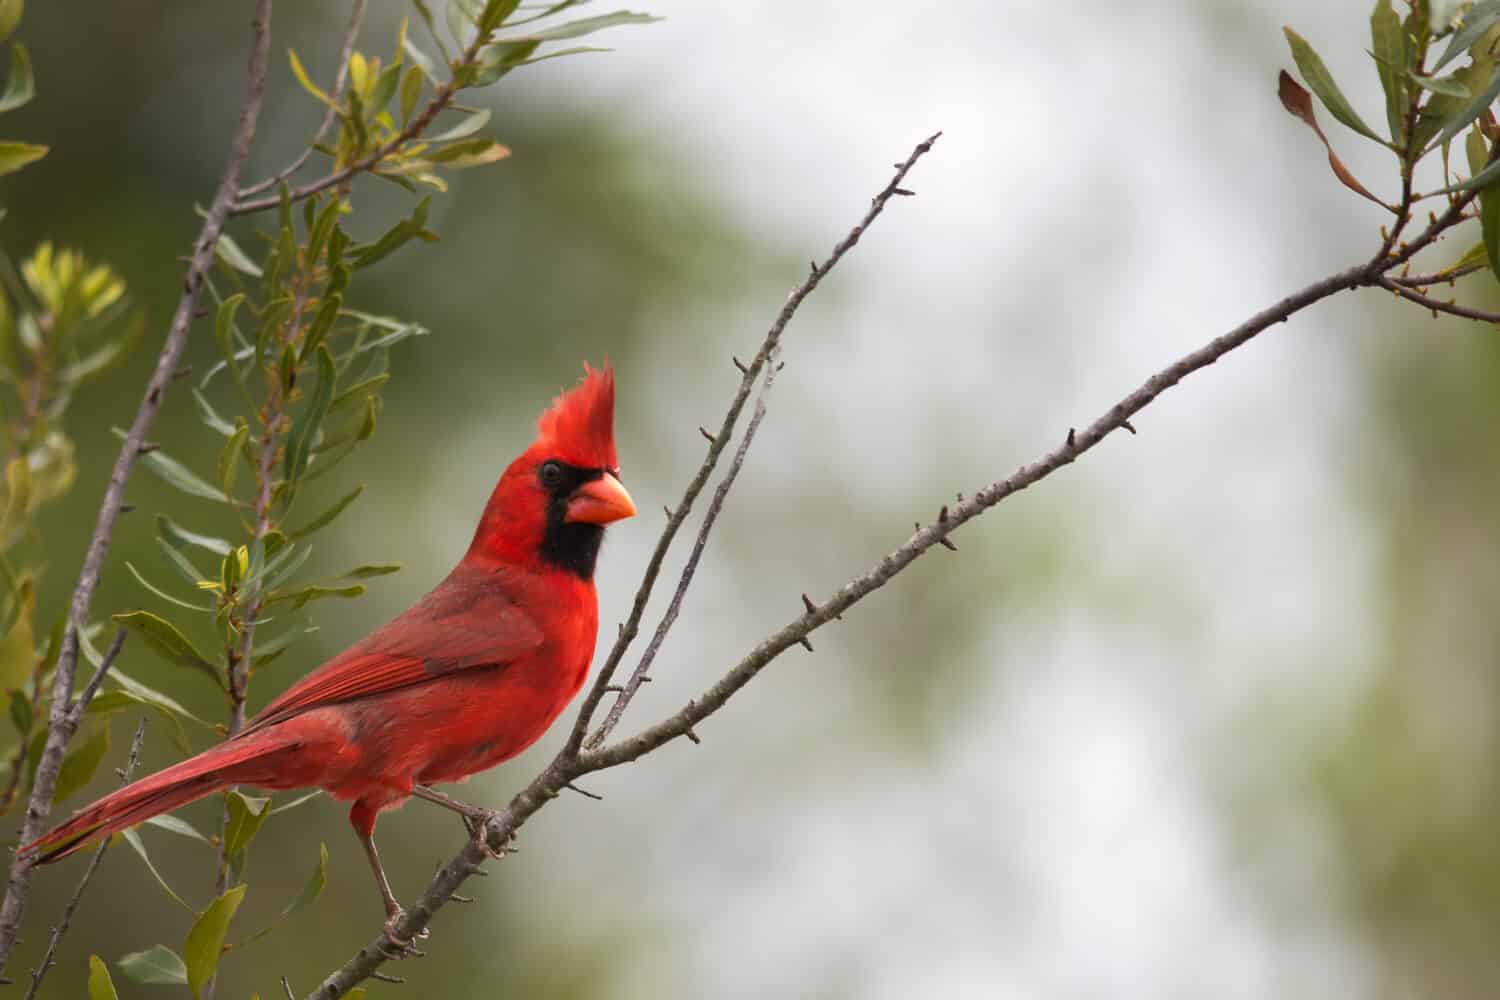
300,293,341,362
330,373,389,412
351,196,432,268
0,140,45,178
1283,27,1386,144
514,9,660,41
428,106,491,143
1371,0,1408,143
1435,0,1500,70
112,610,222,689
429,137,510,168
88,954,121,1000
213,233,262,278
367,63,402,121
288,48,336,108
1429,63,1500,152
121,829,198,914
265,583,365,609
234,842,329,947
398,64,424,122
158,513,232,557
218,419,249,498
113,429,229,502
125,561,215,612
0,0,22,46
287,484,363,540
251,623,318,666
479,0,522,32
268,789,322,815
53,717,109,804
471,39,539,85
185,884,246,999
1408,70,1472,98
117,946,188,985
190,388,236,437
144,813,212,844
337,563,402,579
117,945,188,985
0,576,34,693
59,312,143,385
155,536,210,589
8,688,29,734
283,344,336,488
402,36,440,82
224,789,270,858
0,43,36,113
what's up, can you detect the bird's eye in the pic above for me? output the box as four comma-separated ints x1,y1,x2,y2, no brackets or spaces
539,461,565,489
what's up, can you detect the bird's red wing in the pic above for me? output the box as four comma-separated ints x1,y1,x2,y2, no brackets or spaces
242,568,546,734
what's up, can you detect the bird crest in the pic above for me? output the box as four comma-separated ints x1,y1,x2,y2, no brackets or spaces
535,362,617,470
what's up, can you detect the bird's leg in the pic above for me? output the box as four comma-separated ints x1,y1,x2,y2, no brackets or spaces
358,829,428,956
411,784,508,859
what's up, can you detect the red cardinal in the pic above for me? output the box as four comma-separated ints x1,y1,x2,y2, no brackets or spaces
21,364,635,943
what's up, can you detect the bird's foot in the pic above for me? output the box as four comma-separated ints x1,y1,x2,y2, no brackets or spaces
380,909,430,959
461,810,509,859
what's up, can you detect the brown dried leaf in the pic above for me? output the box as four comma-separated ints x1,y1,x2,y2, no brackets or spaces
1277,70,1392,212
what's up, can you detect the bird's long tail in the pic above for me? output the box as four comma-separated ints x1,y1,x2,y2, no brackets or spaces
19,729,298,865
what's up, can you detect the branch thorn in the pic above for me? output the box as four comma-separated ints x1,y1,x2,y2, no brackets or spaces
699,426,716,444
893,187,915,196
798,636,815,652
732,356,748,374
1066,428,1076,447
1121,420,1137,435
685,727,702,745
938,536,958,552
564,782,603,801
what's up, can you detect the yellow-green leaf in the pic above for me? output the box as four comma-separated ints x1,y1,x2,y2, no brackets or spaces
117,944,188,985
185,884,246,998
288,48,335,108
0,0,21,46
0,576,34,692
88,954,120,1000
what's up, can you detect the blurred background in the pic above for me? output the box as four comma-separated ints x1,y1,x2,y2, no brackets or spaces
3,0,1497,997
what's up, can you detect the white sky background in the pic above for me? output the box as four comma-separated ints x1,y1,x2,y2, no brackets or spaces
320,1,1424,995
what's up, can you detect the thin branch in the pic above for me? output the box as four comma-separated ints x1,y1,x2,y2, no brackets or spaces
0,0,274,975
67,628,128,729
587,349,780,748
307,249,1384,997
1390,262,1485,287
21,718,147,1000
232,17,497,218
239,0,368,199
566,132,943,756
1379,275,1500,323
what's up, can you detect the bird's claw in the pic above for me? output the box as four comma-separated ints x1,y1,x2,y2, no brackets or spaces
462,810,507,859
381,910,430,959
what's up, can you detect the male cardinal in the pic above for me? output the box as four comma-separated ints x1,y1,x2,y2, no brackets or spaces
20,364,635,944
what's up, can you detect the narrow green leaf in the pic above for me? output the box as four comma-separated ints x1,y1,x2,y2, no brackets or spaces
233,842,329,948
515,9,660,41
351,196,432,268
1371,0,1408,143
251,623,318,666
402,36,440,82
184,884,246,998
144,813,212,844
219,420,249,498
0,43,36,113
88,954,121,1000
0,0,22,46
479,0,522,32
155,536,210,589
224,789,270,858
213,233,262,278
8,688,29,734
288,48,336,107
330,374,389,412
337,563,401,579
283,344,336,487
117,946,190,989
398,64,424,122
117,943,189,986
471,39,539,85
112,429,229,502
300,293,341,362
265,583,365,609
1408,70,1472,98
190,389,236,436
427,106,491,143
1430,63,1500,151
59,312,143,385
259,539,312,591
125,561,215,612
0,577,35,693
287,484,363,540
1435,0,1500,70
112,610,223,689
53,717,109,803
367,63,402,120
269,789,322,815
1284,27,1386,144
157,513,232,557
121,829,199,914
0,140,45,177
429,137,510,168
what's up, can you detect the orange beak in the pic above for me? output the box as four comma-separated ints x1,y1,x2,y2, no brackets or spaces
564,472,636,525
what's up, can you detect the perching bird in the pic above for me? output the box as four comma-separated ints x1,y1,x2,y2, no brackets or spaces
21,364,635,945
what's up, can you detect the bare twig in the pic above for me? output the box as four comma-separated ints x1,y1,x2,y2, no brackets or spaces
587,349,780,748
1379,275,1500,323
1390,262,1485,287
239,0,368,198
566,132,943,756
67,629,128,729
21,719,147,1000
0,0,274,975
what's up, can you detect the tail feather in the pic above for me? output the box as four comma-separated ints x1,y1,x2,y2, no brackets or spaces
20,730,294,864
